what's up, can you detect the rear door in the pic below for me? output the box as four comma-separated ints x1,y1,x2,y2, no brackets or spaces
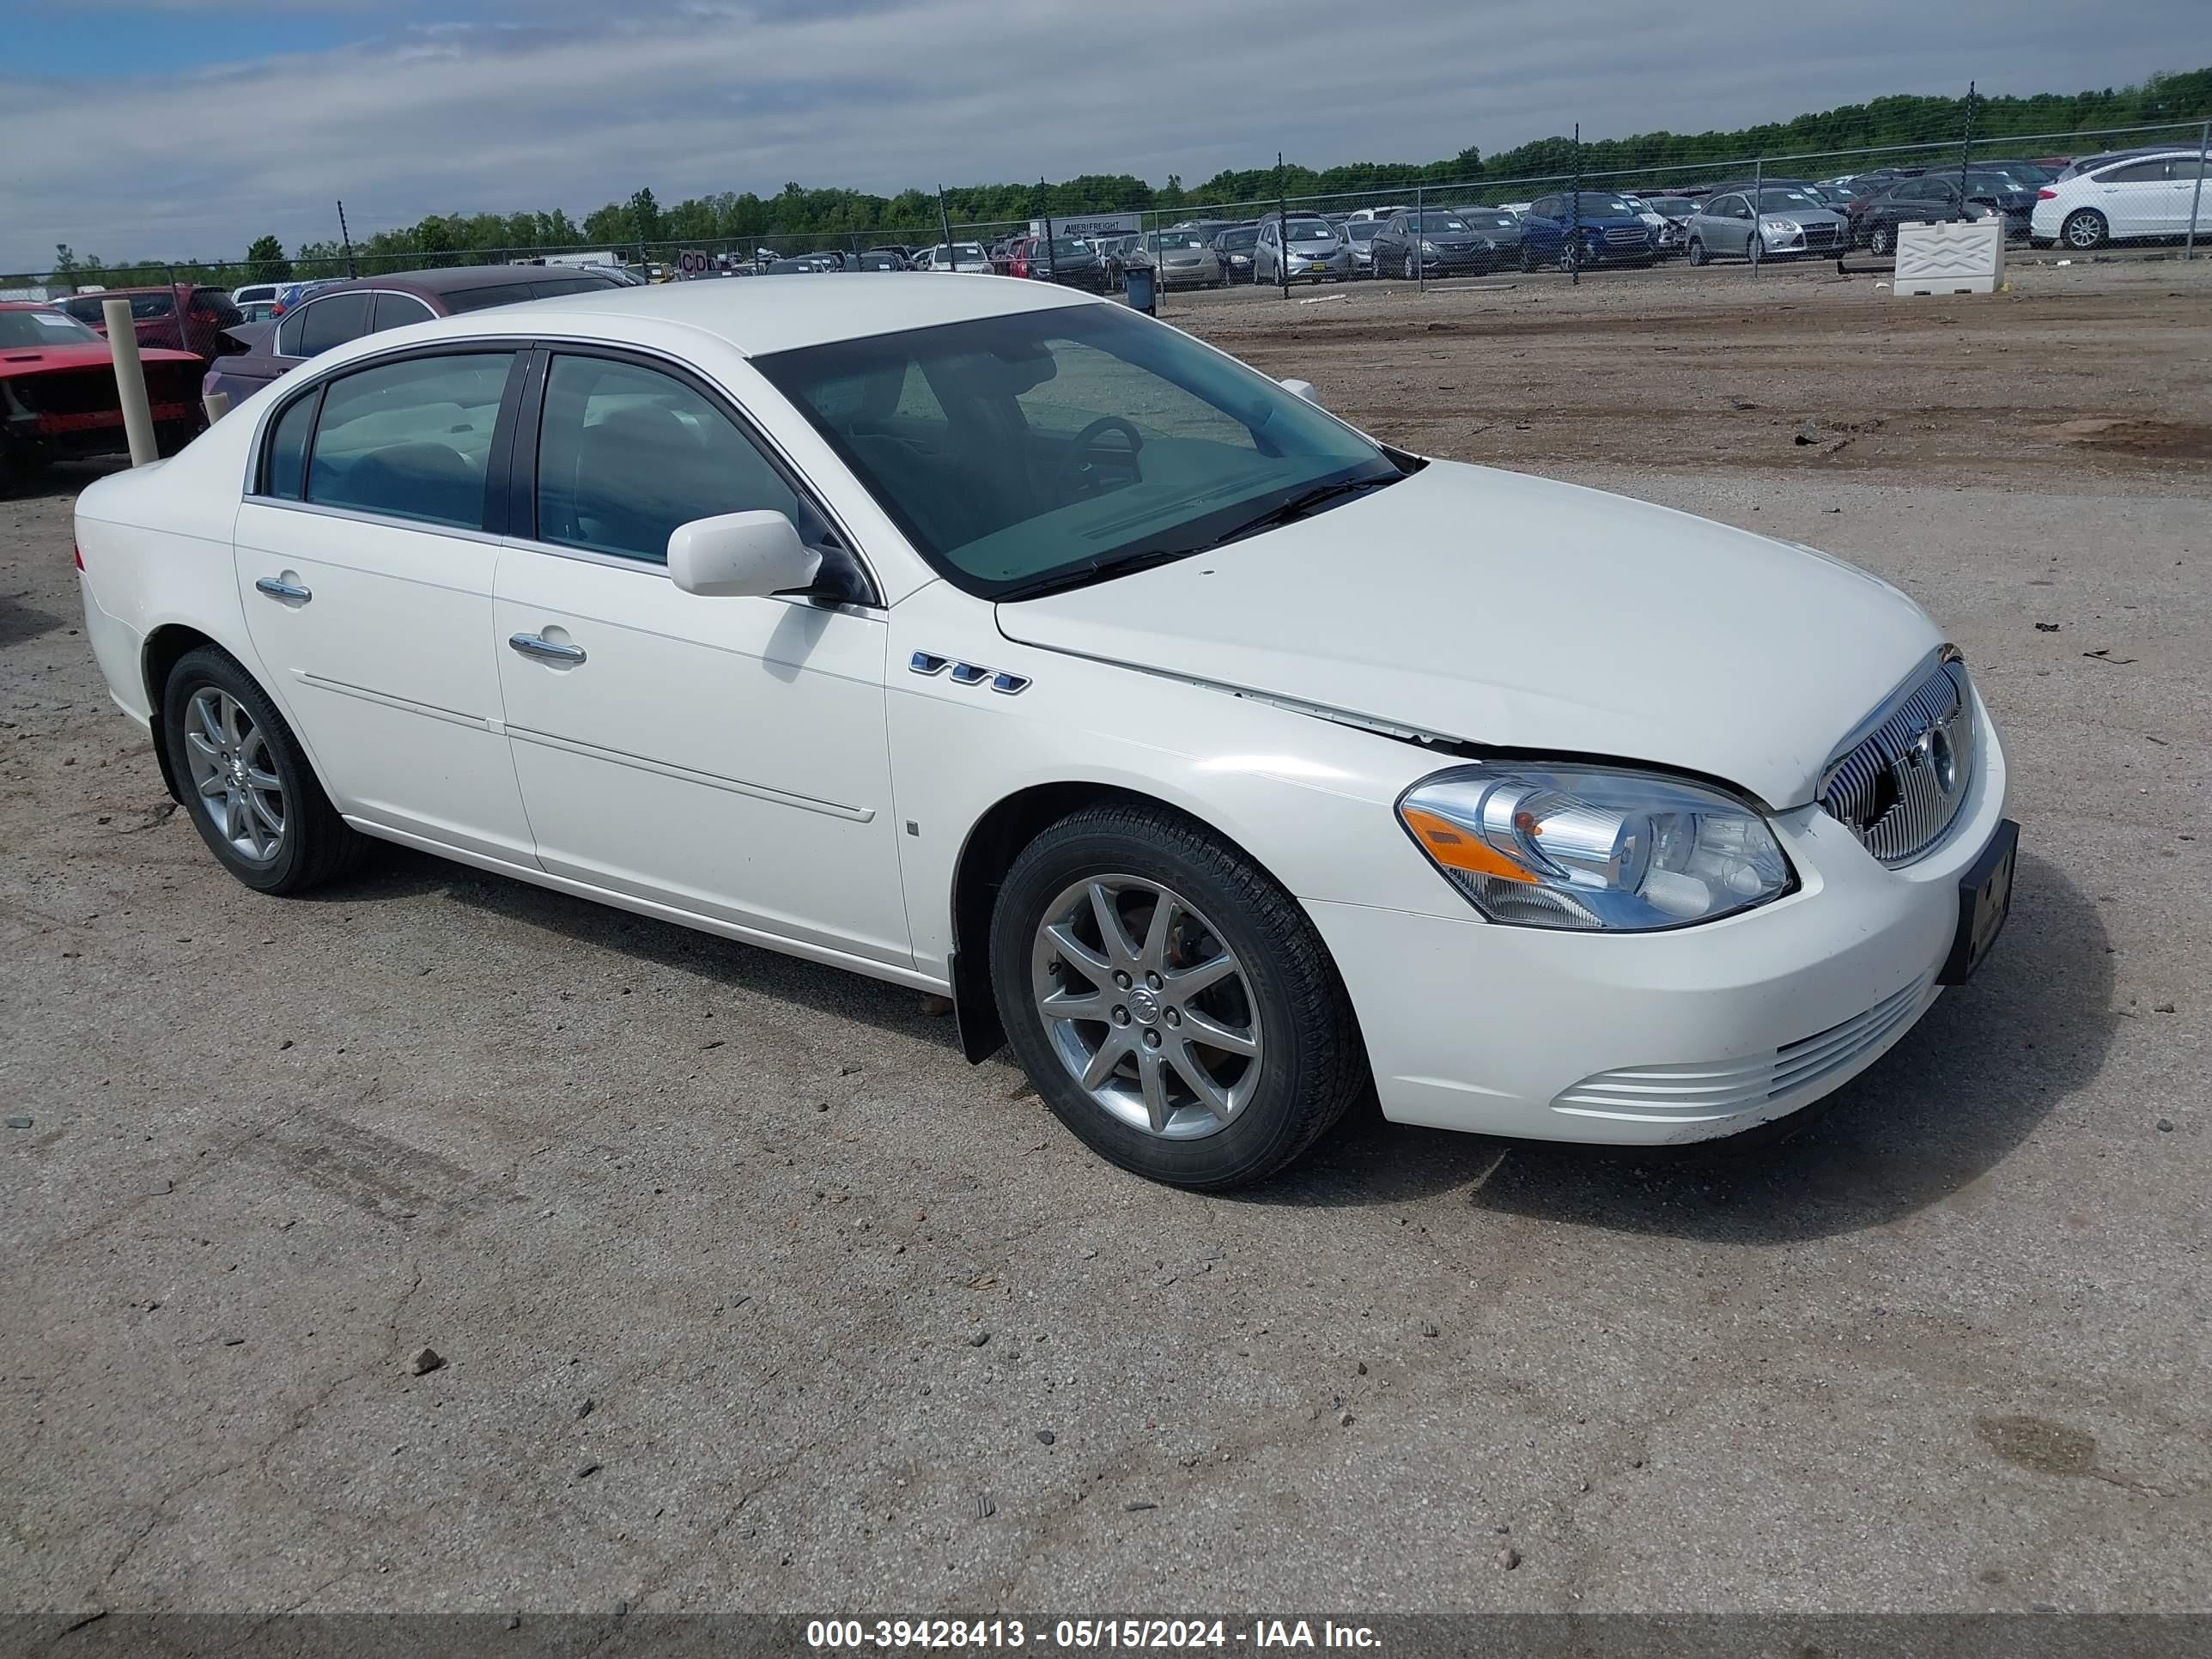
234,347,539,863
2091,160,2168,237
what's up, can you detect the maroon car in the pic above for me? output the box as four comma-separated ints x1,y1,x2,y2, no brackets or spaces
0,301,203,475
201,264,628,408
56,284,246,367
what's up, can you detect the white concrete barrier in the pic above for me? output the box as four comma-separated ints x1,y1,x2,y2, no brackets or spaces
1894,219,2005,297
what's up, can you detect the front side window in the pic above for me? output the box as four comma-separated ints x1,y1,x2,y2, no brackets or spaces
368,292,436,333
305,351,516,529
295,292,373,357
535,355,802,565
756,303,1397,599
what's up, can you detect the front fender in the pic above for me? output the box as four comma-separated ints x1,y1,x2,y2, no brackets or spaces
885,583,1454,979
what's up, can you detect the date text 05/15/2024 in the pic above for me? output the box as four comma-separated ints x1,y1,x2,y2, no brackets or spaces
805,1620,1382,1649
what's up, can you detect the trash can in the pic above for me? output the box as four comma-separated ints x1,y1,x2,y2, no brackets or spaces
1122,259,1157,316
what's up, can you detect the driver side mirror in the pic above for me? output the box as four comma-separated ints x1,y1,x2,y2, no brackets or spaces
1279,378,1321,406
667,511,821,599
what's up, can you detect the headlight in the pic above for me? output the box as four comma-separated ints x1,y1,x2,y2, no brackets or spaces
1763,219,1802,235
1396,764,1791,932
1420,240,1437,253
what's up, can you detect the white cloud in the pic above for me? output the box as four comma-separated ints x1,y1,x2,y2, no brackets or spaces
3,0,2188,267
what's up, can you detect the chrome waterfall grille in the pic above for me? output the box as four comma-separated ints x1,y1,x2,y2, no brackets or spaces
1820,651,1977,866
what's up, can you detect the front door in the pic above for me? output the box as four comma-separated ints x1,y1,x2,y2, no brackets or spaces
491,349,909,968
234,349,538,863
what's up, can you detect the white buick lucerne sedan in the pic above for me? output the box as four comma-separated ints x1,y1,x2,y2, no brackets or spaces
74,275,2015,1188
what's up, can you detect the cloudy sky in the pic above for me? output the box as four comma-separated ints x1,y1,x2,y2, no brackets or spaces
4,0,2191,270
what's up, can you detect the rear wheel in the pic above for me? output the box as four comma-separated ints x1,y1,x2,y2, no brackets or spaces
161,646,368,895
2061,209,2108,250
990,803,1365,1189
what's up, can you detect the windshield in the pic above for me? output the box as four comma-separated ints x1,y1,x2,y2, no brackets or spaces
1048,239,1092,259
1149,233,1206,249
755,305,1395,599
0,308,101,347
1757,188,1828,210
1345,222,1380,240
1570,195,1636,216
1402,214,1472,234
1221,228,1259,249
1284,219,1336,241
1644,198,1696,215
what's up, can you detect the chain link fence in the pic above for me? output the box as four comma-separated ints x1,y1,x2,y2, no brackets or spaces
5,118,2205,313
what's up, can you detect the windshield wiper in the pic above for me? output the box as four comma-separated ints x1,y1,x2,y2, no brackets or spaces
1206,473,1400,548
994,546,1200,603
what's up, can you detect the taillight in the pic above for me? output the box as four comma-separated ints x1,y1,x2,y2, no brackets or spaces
2038,188,2057,200
73,543,84,571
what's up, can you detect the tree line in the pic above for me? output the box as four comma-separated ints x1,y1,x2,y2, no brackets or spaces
33,66,2210,283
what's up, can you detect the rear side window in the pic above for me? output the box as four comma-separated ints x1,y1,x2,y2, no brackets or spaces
295,292,373,356
305,352,517,530
129,293,178,320
2101,160,2173,183
263,392,317,500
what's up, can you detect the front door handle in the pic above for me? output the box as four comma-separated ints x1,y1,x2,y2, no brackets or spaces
508,632,586,665
254,575,311,603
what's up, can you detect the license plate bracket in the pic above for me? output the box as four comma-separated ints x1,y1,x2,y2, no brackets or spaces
1939,818,2019,986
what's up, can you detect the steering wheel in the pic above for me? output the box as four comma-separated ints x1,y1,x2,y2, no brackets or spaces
1052,416,1145,500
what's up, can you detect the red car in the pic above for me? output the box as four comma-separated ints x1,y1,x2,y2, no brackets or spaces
55,284,246,367
0,301,203,476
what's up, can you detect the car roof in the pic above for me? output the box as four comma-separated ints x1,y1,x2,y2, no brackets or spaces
0,300,64,311
405,270,1097,358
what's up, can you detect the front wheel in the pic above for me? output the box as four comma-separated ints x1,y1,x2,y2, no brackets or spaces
990,802,1366,1189
161,645,368,895
1558,242,1580,273
1686,237,1708,267
1869,222,1894,256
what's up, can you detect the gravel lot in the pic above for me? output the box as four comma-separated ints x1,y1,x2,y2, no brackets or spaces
3,259,2207,1619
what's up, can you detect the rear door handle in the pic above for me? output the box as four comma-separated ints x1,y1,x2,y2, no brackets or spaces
254,575,311,603
508,632,586,665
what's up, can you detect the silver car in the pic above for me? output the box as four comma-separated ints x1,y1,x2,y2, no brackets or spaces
1683,187,1852,264
1255,215,1353,283
1135,230,1224,289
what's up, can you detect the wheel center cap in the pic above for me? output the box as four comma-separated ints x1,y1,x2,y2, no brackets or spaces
1127,988,1162,1025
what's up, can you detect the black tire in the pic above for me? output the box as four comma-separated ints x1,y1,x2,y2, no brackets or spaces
2060,209,2108,251
161,645,368,895
989,802,1366,1189
1519,243,1534,273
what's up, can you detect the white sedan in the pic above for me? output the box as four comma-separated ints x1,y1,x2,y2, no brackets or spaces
74,276,2016,1188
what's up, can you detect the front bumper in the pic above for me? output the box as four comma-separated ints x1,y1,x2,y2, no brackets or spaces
1306,702,2010,1146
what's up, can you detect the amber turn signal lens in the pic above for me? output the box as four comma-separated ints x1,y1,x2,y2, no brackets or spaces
1399,806,1537,884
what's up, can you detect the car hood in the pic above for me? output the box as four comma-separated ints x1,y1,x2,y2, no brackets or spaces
994,461,1942,808
0,341,199,373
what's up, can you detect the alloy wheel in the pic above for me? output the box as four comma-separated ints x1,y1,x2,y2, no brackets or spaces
183,687,287,863
1030,875,1262,1140
2063,211,2106,250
